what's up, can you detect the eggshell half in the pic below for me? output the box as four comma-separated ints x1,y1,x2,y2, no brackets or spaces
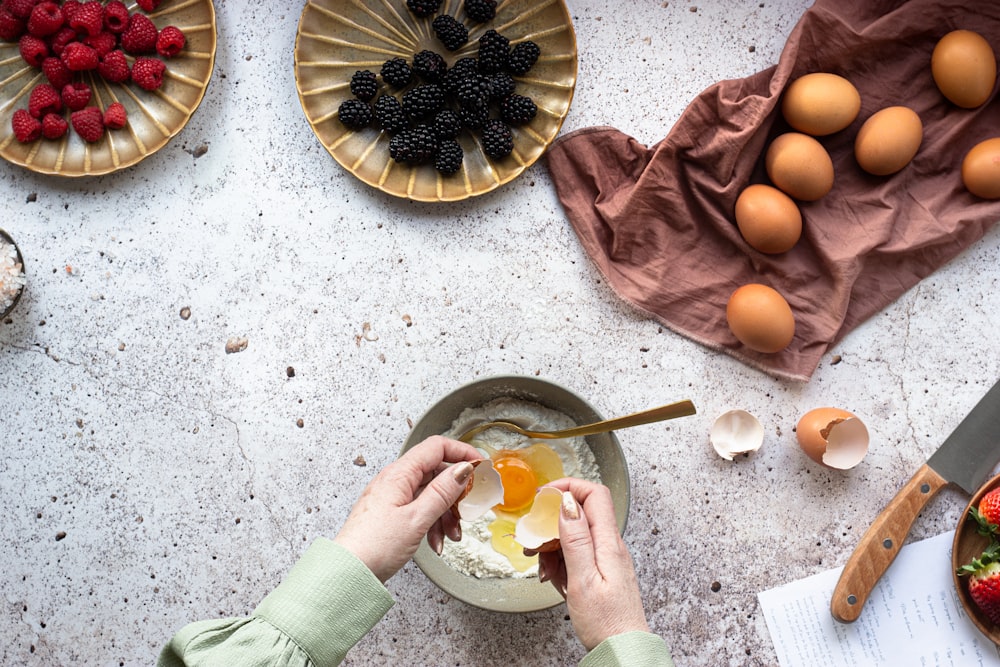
710,409,764,461
796,407,870,470
453,460,504,521
514,487,563,552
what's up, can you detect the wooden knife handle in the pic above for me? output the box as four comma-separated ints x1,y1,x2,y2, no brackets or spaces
830,463,948,623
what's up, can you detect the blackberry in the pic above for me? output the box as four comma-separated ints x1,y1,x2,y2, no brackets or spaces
480,119,513,159
380,57,412,88
487,72,516,101
412,49,447,83
456,74,492,109
441,57,479,95
463,0,496,23
389,124,439,164
402,84,445,119
507,40,540,75
435,139,464,175
500,94,537,125
432,109,462,140
432,14,468,51
406,0,441,17
373,94,408,134
349,70,378,101
338,99,372,130
459,105,489,130
477,29,509,74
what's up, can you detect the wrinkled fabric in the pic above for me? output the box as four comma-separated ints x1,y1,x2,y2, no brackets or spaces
546,0,1000,381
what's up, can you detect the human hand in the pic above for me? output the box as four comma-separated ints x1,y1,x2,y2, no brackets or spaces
334,435,481,583
528,478,651,651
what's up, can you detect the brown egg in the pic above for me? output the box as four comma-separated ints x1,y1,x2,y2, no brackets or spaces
932,30,998,108
853,106,923,176
796,407,870,470
734,184,802,254
765,133,835,201
962,137,1000,199
725,284,795,353
781,72,861,136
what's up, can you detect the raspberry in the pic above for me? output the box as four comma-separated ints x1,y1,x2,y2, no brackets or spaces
40,111,67,139
136,0,163,10
41,55,72,88
96,49,129,83
68,0,103,37
60,0,81,23
120,13,158,54
11,108,41,142
103,101,126,130
28,82,61,117
102,0,128,34
61,81,91,111
156,25,185,58
5,0,39,20
70,106,104,142
83,30,115,57
131,56,165,90
26,1,62,38
0,8,26,41
18,33,48,67
46,26,75,56
61,41,98,71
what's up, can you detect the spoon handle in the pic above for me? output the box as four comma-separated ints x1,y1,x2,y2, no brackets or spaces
531,399,697,439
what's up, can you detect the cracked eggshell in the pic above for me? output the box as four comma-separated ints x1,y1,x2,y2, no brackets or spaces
514,487,563,552
452,460,504,521
796,407,870,470
710,409,764,461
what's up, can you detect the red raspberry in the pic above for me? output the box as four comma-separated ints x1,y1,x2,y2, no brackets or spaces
103,101,126,130
40,111,67,139
60,1,81,23
18,33,48,66
130,56,165,91
156,25,185,58
60,81,91,110
120,13,157,55
46,26,75,56
70,106,104,142
61,40,97,70
96,49,129,83
102,0,128,34
83,29,115,56
67,0,102,36
136,0,163,11
26,1,60,37
41,56,71,88
27,82,61,117
11,108,41,142
0,8,26,41
5,0,39,20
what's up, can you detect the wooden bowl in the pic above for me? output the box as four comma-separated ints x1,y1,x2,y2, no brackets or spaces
952,472,1000,644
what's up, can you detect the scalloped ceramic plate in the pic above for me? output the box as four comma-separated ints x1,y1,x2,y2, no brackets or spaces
294,0,577,202
0,0,217,177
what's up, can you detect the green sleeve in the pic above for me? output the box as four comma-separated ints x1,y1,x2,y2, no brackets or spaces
158,538,395,667
579,631,674,667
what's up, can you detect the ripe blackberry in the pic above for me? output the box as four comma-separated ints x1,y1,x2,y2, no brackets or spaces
463,0,496,23
350,70,378,101
380,57,412,88
480,119,513,159
432,14,468,51
402,84,445,119
412,49,447,83
406,0,441,17
507,40,540,75
487,72,515,101
441,57,478,95
477,29,509,74
500,94,537,125
435,139,464,175
459,105,489,130
456,74,492,109
373,94,408,134
432,109,462,140
338,99,372,130
389,124,439,164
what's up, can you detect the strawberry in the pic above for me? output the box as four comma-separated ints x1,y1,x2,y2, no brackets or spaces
156,25,185,58
103,101,126,129
61,82,91,111
41,56,72,88
40,111,67,139
96,49,129,83
11,108,41,142
130,56,165,91
70,106,104,142
120,13,157,55
959,542,1000,626
971,487,1000,537
27,82,61,118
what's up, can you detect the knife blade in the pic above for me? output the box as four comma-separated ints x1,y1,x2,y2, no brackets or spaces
830,378,1000,623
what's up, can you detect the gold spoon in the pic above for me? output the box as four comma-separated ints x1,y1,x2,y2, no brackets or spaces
457,399,697,443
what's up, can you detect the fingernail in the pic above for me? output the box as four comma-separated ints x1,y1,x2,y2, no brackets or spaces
558,582,568,598
452,461,474,485
429,532,443,556
537,561,548,583
561,491,580,520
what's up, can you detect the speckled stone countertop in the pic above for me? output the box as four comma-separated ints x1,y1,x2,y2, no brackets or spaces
2,1,999,665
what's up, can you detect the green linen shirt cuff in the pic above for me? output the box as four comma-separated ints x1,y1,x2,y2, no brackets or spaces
579,631,674,667
253,538,395,667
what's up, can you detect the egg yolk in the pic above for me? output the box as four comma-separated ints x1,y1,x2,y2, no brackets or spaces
493,456,538,512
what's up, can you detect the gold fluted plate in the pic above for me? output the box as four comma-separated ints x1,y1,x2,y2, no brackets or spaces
0,0,217,177
294,0,578,202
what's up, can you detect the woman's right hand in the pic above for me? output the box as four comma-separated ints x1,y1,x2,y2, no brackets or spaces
529,478,651,651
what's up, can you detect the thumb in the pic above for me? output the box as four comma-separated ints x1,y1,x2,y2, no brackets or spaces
557,492,598,583
409,461,474,528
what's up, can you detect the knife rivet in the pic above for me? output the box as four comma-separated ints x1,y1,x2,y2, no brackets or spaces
882,538,893,549
847,595,857,605
920,483,930,494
